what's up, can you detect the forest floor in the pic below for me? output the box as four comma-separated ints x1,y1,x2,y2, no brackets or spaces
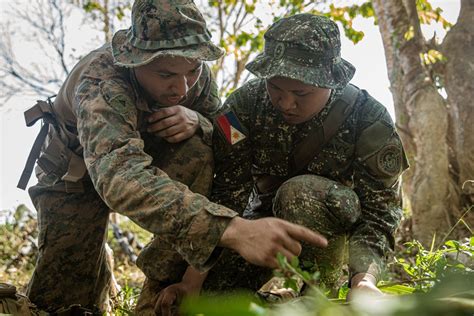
1,204,472,315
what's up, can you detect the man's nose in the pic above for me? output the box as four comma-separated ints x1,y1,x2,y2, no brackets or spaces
277,93,296,111
171,75,189,96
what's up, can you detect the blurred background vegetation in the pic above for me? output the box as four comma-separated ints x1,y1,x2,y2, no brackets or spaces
1,205,472,314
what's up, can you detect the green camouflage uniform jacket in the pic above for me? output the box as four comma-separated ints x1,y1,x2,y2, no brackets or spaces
32,44,237,271
212,79,408,280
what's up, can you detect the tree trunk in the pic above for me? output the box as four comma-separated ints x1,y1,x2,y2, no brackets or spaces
102,0,111,43
441,0,474,231
372,0,457,245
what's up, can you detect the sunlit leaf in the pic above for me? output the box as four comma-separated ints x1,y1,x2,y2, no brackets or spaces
404,25,415,41
338,283,349,300
290,256,299,268
420,49,446,65
181,293,263,316
380,284,416,295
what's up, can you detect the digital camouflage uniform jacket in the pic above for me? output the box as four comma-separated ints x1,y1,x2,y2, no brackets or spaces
31,44,237,271
212,79,408,280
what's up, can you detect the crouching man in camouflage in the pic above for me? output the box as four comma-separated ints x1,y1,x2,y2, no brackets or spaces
18,1,327,314
144,13,409,314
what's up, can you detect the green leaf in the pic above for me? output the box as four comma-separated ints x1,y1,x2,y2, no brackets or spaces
181,294,263,316
338,283,349,300
276,252,287,268
302,260,314,269
380,284,416,295
301,271,311,281
244,3,255,14
359,2,374,18
208,0,219,7
82,1,103,13
344,27,364,44
445,240,458,249
312,271,320,281
283,278,299,292
404,25,415,41
290,256,299,268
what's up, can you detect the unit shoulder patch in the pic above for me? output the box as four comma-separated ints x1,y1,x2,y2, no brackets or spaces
216,111,247,145
376,144,402,177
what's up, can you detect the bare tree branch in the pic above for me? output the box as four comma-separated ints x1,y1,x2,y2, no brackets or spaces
0,0,79,105
0,25,58,102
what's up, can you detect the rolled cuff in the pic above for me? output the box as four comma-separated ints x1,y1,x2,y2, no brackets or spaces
176,204,237,272
348,248,383,287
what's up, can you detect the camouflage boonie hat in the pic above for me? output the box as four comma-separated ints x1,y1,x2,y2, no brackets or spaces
112,0,224,67
246,14,355,89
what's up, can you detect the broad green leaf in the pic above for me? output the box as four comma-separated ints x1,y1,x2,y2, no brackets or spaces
338,284,349,300
380,284,416,295
290,255,299,268
181,294,263,316
283,278,299,292
445,240,458,248
301,271,311,281
277,252,286,268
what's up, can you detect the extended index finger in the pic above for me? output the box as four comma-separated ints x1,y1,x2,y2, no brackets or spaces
284,221,328,248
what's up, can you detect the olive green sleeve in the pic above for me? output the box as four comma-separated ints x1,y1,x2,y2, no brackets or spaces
349,100,409,283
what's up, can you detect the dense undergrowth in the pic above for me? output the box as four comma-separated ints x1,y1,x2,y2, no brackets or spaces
1,204,473,315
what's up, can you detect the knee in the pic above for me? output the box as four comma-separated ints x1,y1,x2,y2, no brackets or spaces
273,175,321,222
274,177,307,212
326,182,360,228
274,175,360,230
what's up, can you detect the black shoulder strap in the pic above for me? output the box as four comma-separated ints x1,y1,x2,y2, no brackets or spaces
17,98,56,190
290,84,360,175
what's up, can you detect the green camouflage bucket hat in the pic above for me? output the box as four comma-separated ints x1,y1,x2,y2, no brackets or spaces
246,14,355,89
112,0,224,67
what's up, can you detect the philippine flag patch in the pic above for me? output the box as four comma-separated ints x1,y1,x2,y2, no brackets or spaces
216,111,247,145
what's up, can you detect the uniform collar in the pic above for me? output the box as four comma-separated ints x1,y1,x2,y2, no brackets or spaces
129,69,153,112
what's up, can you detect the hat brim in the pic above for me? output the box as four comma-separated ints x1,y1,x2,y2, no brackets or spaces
111,29,225,68
245,53,355,89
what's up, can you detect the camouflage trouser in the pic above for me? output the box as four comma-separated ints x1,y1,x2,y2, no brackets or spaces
135,175,361,314
26,134,214,313
273,175,361,288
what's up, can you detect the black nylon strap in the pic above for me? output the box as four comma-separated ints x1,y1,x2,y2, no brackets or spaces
254,84,360,195
289,84,359,175
17,97,57,190
17,123,49,190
